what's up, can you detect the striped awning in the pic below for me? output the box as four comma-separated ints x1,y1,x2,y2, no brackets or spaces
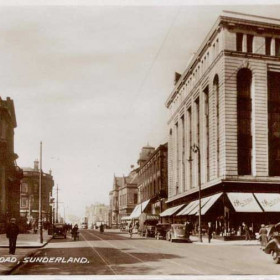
160,204,185,217
129,199,150,219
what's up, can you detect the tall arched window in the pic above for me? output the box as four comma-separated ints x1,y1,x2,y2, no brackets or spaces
213,75,220,177
237,68,252,175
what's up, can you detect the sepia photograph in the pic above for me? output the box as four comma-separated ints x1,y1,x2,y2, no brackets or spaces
1,0,280,279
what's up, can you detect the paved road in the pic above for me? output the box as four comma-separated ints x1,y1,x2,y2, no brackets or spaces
11,229,280,275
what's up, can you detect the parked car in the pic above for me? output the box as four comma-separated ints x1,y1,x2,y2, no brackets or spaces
166,224,189,242
155,223,171,240
53,223,67,239
263,223,280,264
144,225,156,238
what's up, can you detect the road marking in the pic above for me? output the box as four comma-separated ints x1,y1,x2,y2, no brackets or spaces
79,231,117,275
85,230,203,274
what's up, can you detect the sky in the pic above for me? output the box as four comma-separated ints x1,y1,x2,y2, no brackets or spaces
1,1,280,219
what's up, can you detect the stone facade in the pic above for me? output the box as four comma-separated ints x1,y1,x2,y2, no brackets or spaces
165,11,280,230
138,143,168,215
20,160,54,226
85,203,109,228
108,171,138,228
0,97,23,232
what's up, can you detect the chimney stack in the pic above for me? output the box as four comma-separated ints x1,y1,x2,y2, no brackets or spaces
34,159,39,171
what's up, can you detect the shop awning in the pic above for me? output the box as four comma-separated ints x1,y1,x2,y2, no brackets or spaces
254,193,280,212
177,200,198,216
160,204,185,217
196,193,223,215
227,192,263,212
121,216,131,221
129,199,150,219
188,196,213,215
145,215,160,221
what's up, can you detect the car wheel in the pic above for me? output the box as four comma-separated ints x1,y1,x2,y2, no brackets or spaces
271,250,280,264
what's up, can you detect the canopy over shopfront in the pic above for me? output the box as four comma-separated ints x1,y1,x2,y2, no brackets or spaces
160,204,185,217
177,193,223,216
129,199,150,219
254,193,280,212
227,192,263,212
120,216,131,221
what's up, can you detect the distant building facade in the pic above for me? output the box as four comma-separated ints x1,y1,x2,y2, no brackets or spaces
165,11,280,232
118,169,138,220
85,203,109,228
20,160,54,226
138,143,168,216
0,97,23,231
108,170,138,228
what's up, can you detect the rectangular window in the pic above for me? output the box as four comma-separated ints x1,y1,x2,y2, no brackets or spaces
236,33,243,52
276,39,280,57
204,86,210,182
268,71,280,176
187,107,192,188
266,37,272,55
33,183,38,193
181,115,185,192
195,98,200,186
247,34,253,53
21,183,28,193
175,122,179,191
134,193,137,204
21,197,28,208
237,69,252,175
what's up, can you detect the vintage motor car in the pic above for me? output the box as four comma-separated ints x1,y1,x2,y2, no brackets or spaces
166,224,189,242
144,225,156,238
155,223,171,240
263,223,280,264
53,223,67,239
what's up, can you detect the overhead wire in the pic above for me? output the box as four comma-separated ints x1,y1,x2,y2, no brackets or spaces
134,7,181,99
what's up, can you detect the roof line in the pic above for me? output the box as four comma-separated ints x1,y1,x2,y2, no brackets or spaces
222,10,280,22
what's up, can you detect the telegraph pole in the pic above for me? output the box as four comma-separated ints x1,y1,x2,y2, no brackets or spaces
56,184,59,223
39,141,43,243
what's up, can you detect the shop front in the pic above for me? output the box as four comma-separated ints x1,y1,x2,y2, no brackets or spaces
173,192,280,240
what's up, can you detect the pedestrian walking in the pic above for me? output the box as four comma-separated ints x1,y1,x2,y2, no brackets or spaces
6,218,19,255
259,224,268,250
71,224,79,241
185,221,193,242
100,223,104,234
243,222,251,240
128,222,133,238
207,222,213,243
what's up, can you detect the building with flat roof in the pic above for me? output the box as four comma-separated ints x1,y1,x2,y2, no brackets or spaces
165,11,280,234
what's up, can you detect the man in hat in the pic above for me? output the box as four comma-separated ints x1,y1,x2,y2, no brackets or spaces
6,218,19,254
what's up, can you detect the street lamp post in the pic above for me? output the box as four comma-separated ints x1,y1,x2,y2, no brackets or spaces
189,144,202,243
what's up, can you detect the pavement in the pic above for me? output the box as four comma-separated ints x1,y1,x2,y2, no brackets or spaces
191,235,259,245
0,230,52,248
0,230,53,275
